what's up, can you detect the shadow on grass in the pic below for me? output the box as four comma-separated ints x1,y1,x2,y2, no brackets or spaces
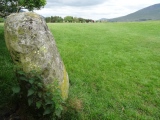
61,107,81,120
60,97,83,120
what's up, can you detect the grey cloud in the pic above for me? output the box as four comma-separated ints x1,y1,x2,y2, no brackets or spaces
46,0,106,7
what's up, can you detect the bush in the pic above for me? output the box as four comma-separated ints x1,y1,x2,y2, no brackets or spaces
12,70,64,119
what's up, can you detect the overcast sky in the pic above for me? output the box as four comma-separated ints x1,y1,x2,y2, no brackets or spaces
34,0,160,20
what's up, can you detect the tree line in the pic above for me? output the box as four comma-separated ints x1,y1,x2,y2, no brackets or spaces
45,16,95,23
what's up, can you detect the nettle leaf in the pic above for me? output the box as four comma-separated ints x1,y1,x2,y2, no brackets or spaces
17,71,25,75
45,100,53,105
28,98,33,106
36,101,42,109
45,98,53,105
27,89,34,96
12,86,20,94
46,93,51,97
43,108,51,115
55,109,62,118
38,92,42,98
19,76,28,81
37,76,42,81
55,103,63,110
37,83,43,88
29,78,34,84
51,103,55,109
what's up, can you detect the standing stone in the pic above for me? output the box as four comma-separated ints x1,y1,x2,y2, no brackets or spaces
4,12,69,100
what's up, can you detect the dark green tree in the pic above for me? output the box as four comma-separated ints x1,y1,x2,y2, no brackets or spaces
73,17,79,23
56,16,63,23
64,16,73,22
85,19,94,23
78,18,85,23
0,0,46,17
50,16,63,23
52,16,59,23
45,16,64,23
45,17,51,23
50,16,54,23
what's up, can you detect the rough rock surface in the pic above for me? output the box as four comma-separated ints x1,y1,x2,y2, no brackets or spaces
4,12,69,100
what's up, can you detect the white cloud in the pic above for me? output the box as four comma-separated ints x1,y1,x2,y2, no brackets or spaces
46,0,106,6
34,0,160,20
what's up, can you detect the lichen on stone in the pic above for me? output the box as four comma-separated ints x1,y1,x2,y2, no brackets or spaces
60,65,69,100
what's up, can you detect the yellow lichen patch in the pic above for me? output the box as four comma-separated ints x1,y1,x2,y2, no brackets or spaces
40,46,47,53
18,27,25,35
20,53,41,73
60,65,69,100
5,32,18,52
26,12,40,19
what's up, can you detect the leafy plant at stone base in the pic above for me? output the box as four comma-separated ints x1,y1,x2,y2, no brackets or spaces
12,69,64,120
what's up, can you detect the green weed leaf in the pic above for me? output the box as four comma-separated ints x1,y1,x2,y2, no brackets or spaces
43,108,51,115
17,71,25,75
28,89,34,96
55,109,62,118
19,76,28,81
36,101,42,109
12,86,20,94
46,93,51,97
38,92,42,98
29,78,34,84
45,98,53,105
37,83,43,88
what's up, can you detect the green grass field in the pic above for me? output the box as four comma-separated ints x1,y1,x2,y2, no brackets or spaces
0,21,160,119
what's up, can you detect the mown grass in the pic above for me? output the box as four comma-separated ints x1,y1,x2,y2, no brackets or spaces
0,23,16,110
0,21,160,119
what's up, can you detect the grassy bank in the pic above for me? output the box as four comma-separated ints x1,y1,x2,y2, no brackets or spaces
0,21,160,119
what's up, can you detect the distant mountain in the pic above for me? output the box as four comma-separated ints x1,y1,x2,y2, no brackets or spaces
107,3,160,22
99,18,108,21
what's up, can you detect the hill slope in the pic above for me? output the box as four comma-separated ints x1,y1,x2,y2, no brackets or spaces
108,3,160,22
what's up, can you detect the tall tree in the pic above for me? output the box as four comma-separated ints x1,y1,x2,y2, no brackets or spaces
78,18,85,23
73,17,79,23
0,0,17,17
45,17,51,23
56,16,63,23
0,0,46,17
64,16,73,23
